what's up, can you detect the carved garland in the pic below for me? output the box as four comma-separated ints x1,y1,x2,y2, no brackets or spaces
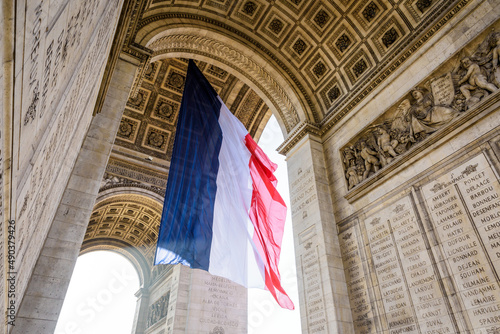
147,34,301,132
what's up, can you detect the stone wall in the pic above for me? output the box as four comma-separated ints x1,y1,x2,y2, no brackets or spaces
312,2,500,334
3,0,125,329
144,265,247,334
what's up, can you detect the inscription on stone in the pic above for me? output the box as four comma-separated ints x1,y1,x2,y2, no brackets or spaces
15,0,122,302
301,246,327,333
365,196,454,334
339,224,375,334
290,167,317,216
431,73,455,106
422,154,500,333
195,274,242,332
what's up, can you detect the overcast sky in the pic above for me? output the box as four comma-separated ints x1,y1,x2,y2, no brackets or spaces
55,115,301,333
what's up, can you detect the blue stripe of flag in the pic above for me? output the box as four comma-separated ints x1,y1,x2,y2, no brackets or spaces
155,60,222,270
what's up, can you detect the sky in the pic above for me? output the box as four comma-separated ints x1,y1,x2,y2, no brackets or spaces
54,115,301,333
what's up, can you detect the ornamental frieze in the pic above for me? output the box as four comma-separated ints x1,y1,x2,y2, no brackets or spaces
147,292,170,328
342,27,500,191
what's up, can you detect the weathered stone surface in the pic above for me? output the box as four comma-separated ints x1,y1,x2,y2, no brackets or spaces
4,1,500,334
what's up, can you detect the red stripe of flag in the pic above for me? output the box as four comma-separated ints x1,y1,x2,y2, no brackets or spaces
245,134,294,310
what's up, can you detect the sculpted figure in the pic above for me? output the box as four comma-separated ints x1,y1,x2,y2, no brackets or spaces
408,88,458,140
391,99,411,133
488,32,500,86
491,33,500,70
359,141,380,180
343,146,356,168
345,161,360,190
375,127,398,158
458,57,498,102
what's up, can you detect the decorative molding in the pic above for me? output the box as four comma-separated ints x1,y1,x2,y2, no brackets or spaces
278,122,321,155
134,12,317,122
320,0,471,132
148,34,301,132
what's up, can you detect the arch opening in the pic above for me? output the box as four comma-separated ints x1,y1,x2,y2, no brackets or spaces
54,251,141,334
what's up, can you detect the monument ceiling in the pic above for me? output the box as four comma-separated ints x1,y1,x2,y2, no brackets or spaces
82,194,174,284
120,0,470,132
84,195,161,262
90,0,473,254
113,57,269,164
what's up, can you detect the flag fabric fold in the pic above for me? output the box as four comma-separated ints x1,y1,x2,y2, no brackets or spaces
154,59,294,310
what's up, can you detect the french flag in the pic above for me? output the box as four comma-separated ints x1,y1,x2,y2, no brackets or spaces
154,60,294,309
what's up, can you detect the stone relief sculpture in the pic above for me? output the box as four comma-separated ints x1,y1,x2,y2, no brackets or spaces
342,30,500,189
147,293,170,328
100,172,141,189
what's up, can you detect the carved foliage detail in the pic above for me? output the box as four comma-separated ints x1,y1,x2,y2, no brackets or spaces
242,1,257,16
328,86,341,102
269,19,284,35
292,39,307,55
336,34,351,53
210,326,225,334
382,27,399,48
362,2,379,22
313,62,327,78
313,9,330,28
416,0,432,13
353,59,368,78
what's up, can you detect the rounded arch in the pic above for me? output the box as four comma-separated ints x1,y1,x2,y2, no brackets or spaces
135,25,309,135
97,185,165,204
83,192,164,287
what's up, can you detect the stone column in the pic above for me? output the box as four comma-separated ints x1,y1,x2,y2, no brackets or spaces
131,287,150,334
285,133,353,333
12,56,138,333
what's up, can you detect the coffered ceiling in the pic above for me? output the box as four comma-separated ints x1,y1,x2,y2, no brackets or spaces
113,57,269,164
89,0,472,258
125,0,466,129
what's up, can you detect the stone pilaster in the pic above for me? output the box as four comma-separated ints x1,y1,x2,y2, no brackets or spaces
132,287,150,334
286,133,353,333
12,56,138,333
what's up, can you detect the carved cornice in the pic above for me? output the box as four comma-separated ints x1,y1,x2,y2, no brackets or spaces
277,122,321,155
148,34,301,132
105,158,167,188
100,183,165,197
123,0,150,47
93,0,145,116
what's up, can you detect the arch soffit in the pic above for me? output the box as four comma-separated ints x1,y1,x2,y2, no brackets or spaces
135,24,310,135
